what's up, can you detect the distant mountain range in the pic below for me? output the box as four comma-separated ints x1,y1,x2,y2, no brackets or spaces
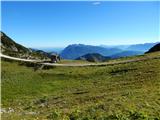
60,42,159,60
60,44,122,59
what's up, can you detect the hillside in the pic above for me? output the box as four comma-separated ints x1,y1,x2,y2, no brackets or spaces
1,32,30,54
146,43,160,53
1,32,50,60
60,44,122,59
1,52,160,119
76,53,110,62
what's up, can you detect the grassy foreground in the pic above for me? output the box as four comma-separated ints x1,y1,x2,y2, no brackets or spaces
1,52,160,120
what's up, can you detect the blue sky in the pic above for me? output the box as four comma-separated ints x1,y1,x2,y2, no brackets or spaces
1,1,160,48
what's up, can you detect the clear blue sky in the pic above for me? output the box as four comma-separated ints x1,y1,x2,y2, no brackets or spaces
1,1,160,48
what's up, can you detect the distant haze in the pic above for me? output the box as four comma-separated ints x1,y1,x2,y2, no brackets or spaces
36,47,64,53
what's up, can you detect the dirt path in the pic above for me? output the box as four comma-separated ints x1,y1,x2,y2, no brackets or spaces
0,53,44,62
1,53,159,67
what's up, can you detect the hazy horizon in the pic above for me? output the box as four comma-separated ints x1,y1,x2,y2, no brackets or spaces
2,1,159,48
34,41,159,49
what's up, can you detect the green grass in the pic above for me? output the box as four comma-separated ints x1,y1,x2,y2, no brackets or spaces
1,52,160,120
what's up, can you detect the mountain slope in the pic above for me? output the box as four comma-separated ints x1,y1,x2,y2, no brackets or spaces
146,43,160,53
1,32,30,53
1,32,50,59
76,53,110,62
60,44,122,59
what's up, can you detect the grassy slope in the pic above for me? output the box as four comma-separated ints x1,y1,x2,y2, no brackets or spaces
1,52,160,120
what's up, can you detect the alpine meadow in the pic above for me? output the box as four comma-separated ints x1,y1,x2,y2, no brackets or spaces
1,1,160,120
